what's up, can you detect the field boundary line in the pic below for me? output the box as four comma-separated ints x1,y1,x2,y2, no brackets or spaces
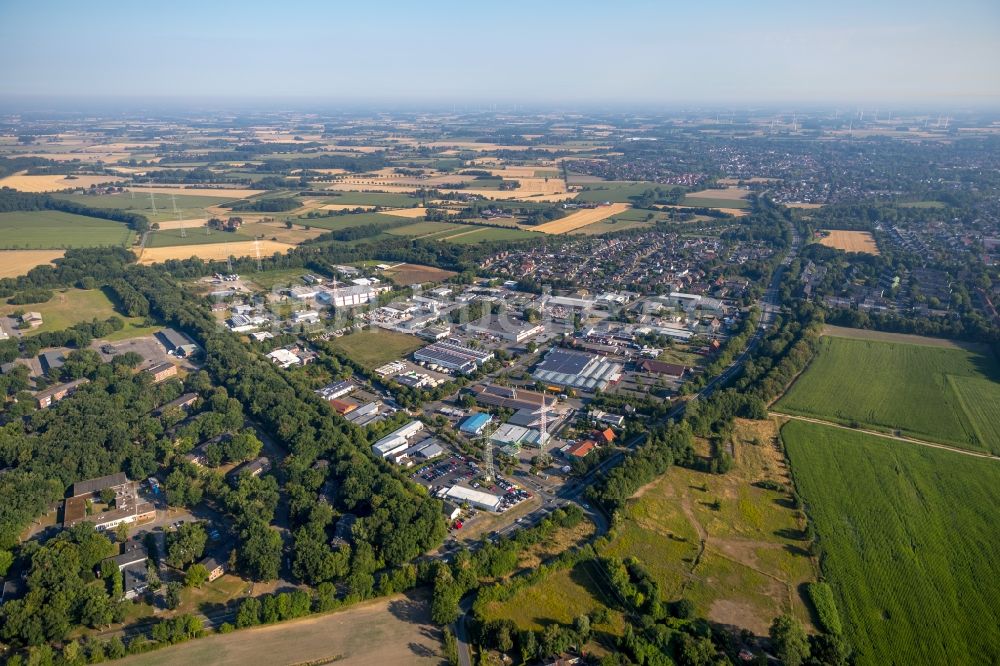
771,413,1000,462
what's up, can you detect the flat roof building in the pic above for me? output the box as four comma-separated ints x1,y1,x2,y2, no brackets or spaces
443,485,502,512
414,340,494,374
532,348,623,392
465,315,545,343
372,420,425,458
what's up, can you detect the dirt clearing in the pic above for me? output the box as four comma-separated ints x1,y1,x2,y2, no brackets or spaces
382,263,457,285
118,591,443,666
0,250,66,277
138,240,292,264
528,203,630,234
818,229,879,255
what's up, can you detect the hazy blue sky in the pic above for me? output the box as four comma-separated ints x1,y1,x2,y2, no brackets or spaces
1,0,998,107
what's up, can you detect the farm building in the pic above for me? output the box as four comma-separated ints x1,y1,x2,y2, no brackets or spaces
414,340,494,374
460,412,492,436
442,485,502,512
532,348,623,392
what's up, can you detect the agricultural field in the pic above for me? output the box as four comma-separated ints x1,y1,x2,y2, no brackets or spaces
528,203,630,234
817,229,880,255
0,210,135,249
574,181,661,203
599,419,816,635
381,263,456,286
293,211,409,231
0,287,157,338
145,229,252,247
325,328,424,368
239,220,328,244
781,419,1000,666
118,592,443,666
0,249,66,278
321,192,425,207
437,226,540,244
0,173,123,192
386,221,469,238
775,335,1000,453
137,240,291,265
680,195,750,209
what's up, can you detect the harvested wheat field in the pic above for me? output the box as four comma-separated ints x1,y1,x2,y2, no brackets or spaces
0,173,123,192
0,250,66,278
138,240,291,264
529,203,630,234
786,202,825,209
818,229,879,255
129,186,264,198
118,592,442,666
686,187,749,200
154,218,208,230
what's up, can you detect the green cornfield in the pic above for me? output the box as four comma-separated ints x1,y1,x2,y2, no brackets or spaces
783,420,1000,665
775,336,1000,454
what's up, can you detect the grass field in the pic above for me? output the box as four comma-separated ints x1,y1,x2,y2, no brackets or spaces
438,226,540,244
782,419,1000,666
245,268,311,290
480,561,625,634
385,221,468,238
0,210,134,249
117,592,442,666
0,288,157,338
681,196,750,209
322,192,425,207
775,336,1000,453
294,211,409,231
574,182,661,203
145,229,253,247
599,419,815,635
325,328,423,368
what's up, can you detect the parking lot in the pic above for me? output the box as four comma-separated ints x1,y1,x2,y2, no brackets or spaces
411,455,532,513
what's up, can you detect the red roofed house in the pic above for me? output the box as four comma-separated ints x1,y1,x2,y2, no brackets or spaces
597,428,616,445
328,399,357,415
566,440,597,458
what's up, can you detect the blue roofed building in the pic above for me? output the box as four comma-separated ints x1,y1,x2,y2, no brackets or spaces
459,412,492,435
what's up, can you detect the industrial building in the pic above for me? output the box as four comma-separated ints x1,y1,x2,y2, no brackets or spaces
413,340,494,374
459,412,492,435
532,348,623,392
317,284,376,308
442,485,502,512
315,380,356,401
465,314,544,343
157,329,199,357
371,420,425,458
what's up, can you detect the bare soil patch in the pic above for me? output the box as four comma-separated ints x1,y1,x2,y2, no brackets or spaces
118,591,442,666
382,263,457,285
